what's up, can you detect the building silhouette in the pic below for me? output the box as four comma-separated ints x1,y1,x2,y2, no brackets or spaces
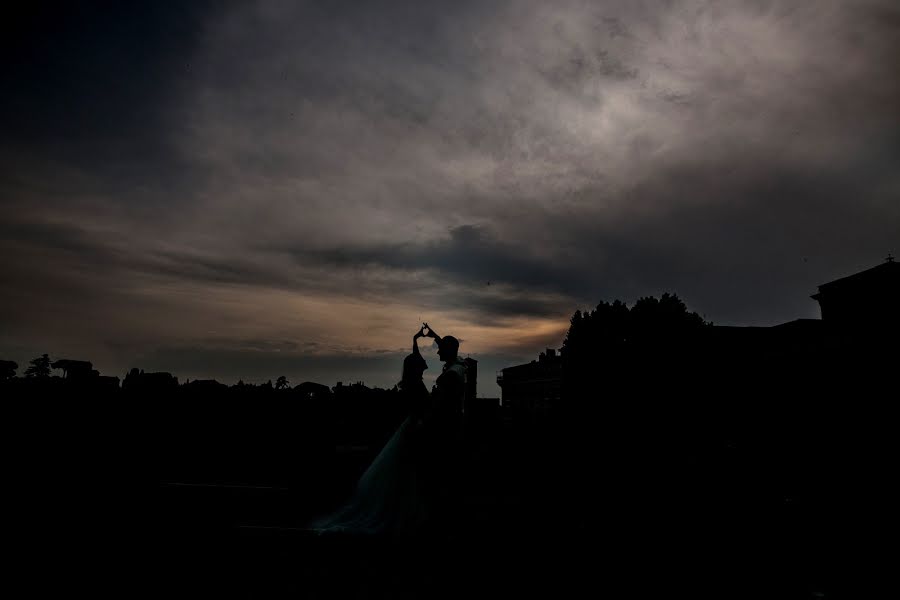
122,368,178,393
463,357,478,405
811,256,899,330
497,348,562,425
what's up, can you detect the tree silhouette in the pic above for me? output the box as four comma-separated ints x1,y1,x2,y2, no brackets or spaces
0,360,17,380
275,375,289,390
561,293,709,361
559,292,711,417
24,354,51,379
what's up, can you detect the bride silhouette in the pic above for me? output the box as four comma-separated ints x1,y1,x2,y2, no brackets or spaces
310,326,442,538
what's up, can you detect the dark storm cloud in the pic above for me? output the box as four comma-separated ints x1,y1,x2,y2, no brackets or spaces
2,2,217,152
0,219,114,262
2,1,899,391
289,225,575,294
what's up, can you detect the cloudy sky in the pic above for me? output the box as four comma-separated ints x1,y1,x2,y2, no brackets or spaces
2,0,898,394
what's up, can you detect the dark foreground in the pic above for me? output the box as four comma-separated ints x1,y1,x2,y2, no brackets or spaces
8,385,892,599
152,474,881,599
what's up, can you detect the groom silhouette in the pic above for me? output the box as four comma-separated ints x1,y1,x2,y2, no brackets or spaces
424,325,465,419
420,323,466,538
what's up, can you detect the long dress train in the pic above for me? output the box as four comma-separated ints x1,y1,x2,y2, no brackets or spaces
310,383,431,538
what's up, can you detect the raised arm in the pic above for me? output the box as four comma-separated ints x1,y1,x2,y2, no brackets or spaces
422,322,442,345
413,327,425,355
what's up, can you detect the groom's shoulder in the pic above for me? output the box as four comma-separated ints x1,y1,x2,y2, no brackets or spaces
437,363,465,384
443,366,466,395
445,360,466,377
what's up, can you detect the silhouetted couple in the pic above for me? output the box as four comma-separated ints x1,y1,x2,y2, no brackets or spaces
311,324,466,539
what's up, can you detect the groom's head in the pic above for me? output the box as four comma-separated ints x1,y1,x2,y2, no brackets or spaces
437,335,459,362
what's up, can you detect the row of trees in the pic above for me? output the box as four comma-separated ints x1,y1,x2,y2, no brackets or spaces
0,354,298,390
0,354,51,379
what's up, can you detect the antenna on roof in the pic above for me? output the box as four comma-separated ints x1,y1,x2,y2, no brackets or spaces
887,253,895,263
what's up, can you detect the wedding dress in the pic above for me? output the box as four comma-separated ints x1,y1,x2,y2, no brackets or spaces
310,381,432,538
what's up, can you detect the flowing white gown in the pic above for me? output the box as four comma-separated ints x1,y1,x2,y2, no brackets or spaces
311,389,432,538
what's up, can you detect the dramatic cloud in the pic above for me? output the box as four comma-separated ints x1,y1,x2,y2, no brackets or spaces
2,1,899,393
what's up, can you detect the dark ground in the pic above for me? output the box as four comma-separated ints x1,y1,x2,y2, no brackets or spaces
7,386,892,599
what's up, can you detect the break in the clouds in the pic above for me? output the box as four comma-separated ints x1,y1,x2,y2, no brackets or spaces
2,1,899,393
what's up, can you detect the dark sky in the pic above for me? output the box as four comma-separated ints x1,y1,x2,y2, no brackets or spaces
2,1,899,394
